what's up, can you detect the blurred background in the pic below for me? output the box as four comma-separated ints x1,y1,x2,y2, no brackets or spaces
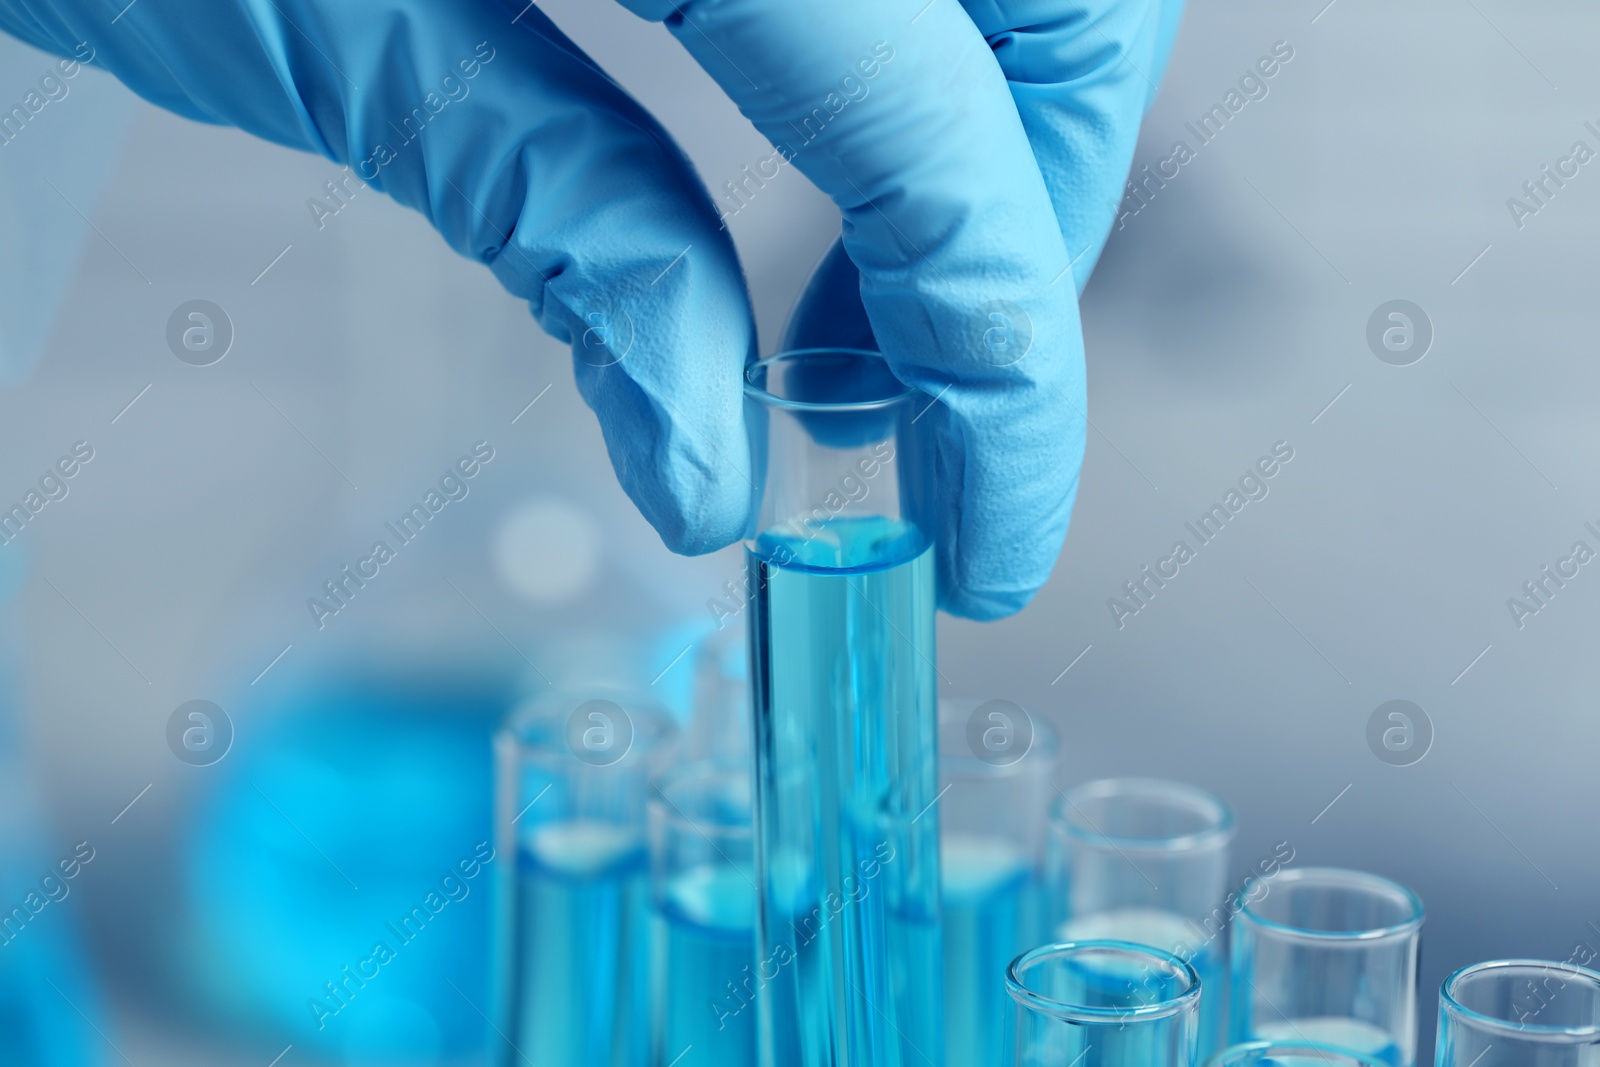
1,0,1597,1063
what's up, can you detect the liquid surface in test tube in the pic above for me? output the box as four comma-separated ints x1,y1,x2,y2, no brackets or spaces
1058,908,1226,1056
943,833,1035,1067
748,514,941,1067
1255,1019,1403,1065
655,862,758,1065
513,820,650,1067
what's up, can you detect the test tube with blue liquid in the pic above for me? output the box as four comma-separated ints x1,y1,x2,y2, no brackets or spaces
1047,778,1235,1060
1002,940,1201,1067
744,348,942,1067
1230,868,1422,1065
493,689,677,1067
649,760,758,1066
940,701,1058,1067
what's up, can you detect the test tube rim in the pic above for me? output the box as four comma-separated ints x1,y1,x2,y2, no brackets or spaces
1004,939,1203,1023
1051,776,1236,855
647,758,753,843
744,347,915,412
1236,866,1424,945
1438,958,1600,1044
1203,1039,1391,1066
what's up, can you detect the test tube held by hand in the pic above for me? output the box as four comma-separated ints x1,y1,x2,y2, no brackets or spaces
744,348,942,1067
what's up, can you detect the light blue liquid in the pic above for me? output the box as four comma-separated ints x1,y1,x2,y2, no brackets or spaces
507,821,650,1067
1059,908,1226,1058
942,834,1035,1067
1255,1018,1403,1066
748,516,942,1067
1006,1016,1187,1067
655,863,758,1066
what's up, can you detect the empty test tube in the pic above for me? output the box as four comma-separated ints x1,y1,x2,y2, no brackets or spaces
1434,958,1600,1067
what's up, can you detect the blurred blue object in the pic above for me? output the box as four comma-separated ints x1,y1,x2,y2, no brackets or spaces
180,672,508,1065
0,545,111,1066
0,801,108,1067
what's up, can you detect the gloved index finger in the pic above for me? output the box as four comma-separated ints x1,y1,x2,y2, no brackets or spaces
0,0,761,558
620,0,1087,618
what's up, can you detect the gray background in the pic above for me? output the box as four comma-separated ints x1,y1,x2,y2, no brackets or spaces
2,0,1597,1062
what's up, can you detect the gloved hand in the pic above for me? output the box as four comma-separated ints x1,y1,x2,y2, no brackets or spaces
631,0,1183,618
0,0,1180,620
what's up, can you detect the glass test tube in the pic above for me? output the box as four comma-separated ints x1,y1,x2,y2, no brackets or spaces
1206,1041,1393,1067
744,348,942,1067
940,704,1059,1067
1230,868,1423,1066
1435,959,1600,1067
648,761,758,1067
1047,778,1235,1059
1003,940,1201,1067
492,689,677,1067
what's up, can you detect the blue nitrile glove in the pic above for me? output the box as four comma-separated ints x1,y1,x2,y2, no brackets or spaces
0,0,1180,620
0,34,134,384
628,0,1184,619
